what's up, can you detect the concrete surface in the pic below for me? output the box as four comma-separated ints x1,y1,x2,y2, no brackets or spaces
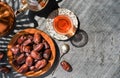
0,0,120,78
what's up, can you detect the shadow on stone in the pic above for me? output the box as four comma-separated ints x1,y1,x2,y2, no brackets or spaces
70,29,89,47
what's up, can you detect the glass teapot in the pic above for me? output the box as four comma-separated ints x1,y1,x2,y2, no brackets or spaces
16,0,49,16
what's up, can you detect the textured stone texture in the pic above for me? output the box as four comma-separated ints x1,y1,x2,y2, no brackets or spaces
0,0,120,78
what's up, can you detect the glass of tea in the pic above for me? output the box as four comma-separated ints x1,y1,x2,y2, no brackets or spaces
47,8,88,47
53,14,88,47
53,15,77,38
0,1,15,37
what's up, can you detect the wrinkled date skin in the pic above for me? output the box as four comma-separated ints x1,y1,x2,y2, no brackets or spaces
35,59,47,70
0,52,4,61
30,51,42,60
43,41,50,49
33,43,44,52
29,66,35,71
27,34,33,40
60,60,72,72
18,64,28,73
22,39,32,46
17,53,26,64
11,46,20,55
33,33,42,44
25,56,33,66
17,35,27,44
43,49,51,60
12,60,20,69
0,66,10,73
22,46,31,53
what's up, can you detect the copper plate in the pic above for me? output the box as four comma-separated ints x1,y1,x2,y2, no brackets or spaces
7,28,56,77
0,2,15,37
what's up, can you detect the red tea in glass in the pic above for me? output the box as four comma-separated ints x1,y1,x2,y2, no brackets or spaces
53,15,76,37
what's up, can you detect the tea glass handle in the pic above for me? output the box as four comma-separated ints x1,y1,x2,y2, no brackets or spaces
65,25,77,38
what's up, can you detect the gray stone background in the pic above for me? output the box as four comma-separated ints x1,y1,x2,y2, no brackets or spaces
0,0,120,78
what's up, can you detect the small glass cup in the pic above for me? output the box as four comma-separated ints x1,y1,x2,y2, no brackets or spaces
53,15,77,38
53,15,88,47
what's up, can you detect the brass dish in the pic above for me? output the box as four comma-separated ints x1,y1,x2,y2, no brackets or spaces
0,1,15,37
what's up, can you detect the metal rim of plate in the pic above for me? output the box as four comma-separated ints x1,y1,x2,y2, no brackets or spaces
46,8,78,40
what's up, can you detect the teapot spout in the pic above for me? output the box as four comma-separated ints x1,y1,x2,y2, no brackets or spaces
15,4,28,16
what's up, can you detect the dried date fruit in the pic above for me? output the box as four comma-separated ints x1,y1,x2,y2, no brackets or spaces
0,52,4,61
25,56,33,66
11,46,20,55
0,66,10,73
19,45,24,53
29,66,35,71
43,49,51,60
30,51,42,60
33,33,42,44
35,59,47,70
25,53,30,56
15,44,20,48
12,60,20,69
18,64,28,73
60,60,72,72
33,43,44,52
20,45,31,53
17,53,26,64
43,41,50,49
22,39,32,46
22,46,31,53
27,34,33,40
13,52,21,59
17,35,27,44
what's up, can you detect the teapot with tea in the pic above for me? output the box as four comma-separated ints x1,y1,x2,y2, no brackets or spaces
16,0,49,16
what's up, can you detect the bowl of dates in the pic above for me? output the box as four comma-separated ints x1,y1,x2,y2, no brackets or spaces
7,28,56,77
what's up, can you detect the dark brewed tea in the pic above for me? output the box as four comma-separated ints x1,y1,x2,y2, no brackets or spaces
53,15,72,34
53,15,76,37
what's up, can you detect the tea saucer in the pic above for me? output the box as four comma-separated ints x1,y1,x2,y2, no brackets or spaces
46,8,78,40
